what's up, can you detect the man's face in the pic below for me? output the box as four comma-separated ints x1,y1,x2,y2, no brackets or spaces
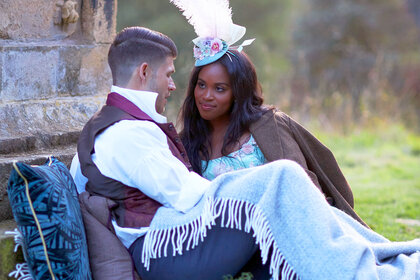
146,56,176,114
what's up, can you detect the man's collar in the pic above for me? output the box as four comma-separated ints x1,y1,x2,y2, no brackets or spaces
110,85,167,123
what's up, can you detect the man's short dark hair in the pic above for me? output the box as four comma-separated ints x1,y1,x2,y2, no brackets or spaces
108,26,178,86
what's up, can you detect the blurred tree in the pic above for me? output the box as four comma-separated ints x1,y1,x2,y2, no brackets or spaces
292,0,420,124
406,0,420,28
230,0,295,106
293,0,377,120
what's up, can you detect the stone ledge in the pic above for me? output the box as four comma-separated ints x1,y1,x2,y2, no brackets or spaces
0,95,104,139
0,200,13,224
0,131,80,155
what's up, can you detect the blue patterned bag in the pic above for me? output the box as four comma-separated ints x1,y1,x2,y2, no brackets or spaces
7,157,92,280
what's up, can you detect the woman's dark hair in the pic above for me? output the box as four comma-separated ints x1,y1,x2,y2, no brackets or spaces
179,50,266,175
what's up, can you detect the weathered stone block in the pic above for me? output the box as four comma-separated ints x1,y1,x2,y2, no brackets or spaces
56,46,83,96
78,44,111,95
82,0,117,43
0,50,2,95
0,0,82,40
0,41,111,100
1,47,59,102
0,96,104,138
57,44,111,96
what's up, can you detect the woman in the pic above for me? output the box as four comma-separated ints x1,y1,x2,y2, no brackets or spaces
179,50,366,225
166,2,420,278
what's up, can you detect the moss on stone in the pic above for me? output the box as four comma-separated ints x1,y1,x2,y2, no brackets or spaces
0,237,24,279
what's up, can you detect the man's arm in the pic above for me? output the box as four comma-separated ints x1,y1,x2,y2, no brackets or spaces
92,120,210,213
70,153,88,194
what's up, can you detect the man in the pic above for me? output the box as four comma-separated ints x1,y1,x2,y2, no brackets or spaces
71,27,420,280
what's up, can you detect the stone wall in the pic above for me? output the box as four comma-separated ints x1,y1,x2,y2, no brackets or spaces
0,0,117,222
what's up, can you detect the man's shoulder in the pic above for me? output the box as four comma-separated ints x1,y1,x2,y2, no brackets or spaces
104,119,163,137
87,105,128,125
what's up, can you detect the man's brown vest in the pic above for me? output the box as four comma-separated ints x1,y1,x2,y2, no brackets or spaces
77,92,192,228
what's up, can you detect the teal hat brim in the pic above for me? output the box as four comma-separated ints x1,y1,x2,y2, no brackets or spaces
194,47,228,67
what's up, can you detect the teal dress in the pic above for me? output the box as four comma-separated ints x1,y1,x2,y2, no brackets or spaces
202,135,267,180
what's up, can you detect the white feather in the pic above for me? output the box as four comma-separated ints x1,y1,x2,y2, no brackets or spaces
170,0,245,45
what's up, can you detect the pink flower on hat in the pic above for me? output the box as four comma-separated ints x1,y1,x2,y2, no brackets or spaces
212,42,220,51
210,38,223,55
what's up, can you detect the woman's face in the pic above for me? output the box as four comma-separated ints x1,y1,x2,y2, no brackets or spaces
194,62,234,123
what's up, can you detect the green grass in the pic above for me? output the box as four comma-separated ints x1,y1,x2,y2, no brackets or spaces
313,124,420,241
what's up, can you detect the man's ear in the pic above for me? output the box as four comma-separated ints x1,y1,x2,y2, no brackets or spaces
137,62,152,83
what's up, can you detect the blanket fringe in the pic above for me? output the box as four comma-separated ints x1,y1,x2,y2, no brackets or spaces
5,228,24,253
8,263,33,280
142,197,299,280
5,229,34,280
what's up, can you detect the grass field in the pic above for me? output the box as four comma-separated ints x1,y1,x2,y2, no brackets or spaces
314,124,420,241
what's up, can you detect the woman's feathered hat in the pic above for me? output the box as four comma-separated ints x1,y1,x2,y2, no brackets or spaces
170,0,255,66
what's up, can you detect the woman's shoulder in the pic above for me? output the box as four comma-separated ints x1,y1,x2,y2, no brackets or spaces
252,106,293,129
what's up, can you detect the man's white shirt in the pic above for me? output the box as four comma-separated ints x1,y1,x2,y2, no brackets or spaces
70,85,210,248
